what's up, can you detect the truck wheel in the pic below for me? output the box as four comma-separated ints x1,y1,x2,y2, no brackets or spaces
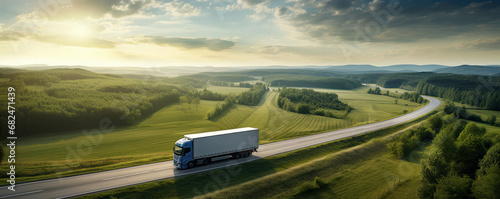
187,162,194,169
203,158,210,166
243,152,249,157
234,153,241,159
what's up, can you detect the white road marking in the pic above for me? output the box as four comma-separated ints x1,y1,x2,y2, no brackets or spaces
0,190,44,198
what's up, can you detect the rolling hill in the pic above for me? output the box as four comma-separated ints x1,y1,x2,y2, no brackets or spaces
434,65,500,76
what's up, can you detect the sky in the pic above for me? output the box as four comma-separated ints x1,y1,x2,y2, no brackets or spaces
0,0,499,67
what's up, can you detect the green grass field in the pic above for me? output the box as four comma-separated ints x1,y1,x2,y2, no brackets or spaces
468,109,500,123
0,86,422,184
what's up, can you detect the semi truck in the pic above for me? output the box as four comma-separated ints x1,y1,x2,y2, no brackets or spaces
173,127,259,169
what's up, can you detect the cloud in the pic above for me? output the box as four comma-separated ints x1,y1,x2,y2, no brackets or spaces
36,35,116,48
240,0,267,6
162,1,201,17
324,0,352,11
57,0,154,19
0,25,26,41
133,36,235,51
276,0,500,43
458,38,500,50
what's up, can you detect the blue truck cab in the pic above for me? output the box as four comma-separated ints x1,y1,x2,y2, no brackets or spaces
173,138,193,169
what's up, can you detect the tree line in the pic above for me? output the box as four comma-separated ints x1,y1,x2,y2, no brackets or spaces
263,74,362,90
204,83,268,119
205,97,236,120
277,88,350,118
414,77,500,111
209,81,253,88
237,82,268,106
367,87,427,104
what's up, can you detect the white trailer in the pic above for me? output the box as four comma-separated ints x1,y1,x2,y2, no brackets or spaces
173,127,259,169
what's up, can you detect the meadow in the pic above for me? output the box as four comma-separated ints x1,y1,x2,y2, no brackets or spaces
1,86,422,183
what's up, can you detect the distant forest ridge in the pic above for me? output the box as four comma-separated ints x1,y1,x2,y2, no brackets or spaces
262,74,362,90
2,64,500,77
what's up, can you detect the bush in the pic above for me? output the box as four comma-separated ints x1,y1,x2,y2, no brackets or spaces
466,114,483,122
294,177,327,195
427,114,443,132
487,115,496,126
296,104,310,114
312,109,326,116
434,174,473,199
387,124,435,158
476,143,500,177
473,165,500,199
314,177,327,187
387,141,404,158
295,181,319,195
444,102,455,114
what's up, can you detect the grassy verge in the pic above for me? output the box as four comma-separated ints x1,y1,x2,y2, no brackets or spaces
77,108,438,199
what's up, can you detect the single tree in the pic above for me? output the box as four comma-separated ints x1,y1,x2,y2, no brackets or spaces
193,97,200,110
487,115,496,126
179,96,187,108
187,96,192,109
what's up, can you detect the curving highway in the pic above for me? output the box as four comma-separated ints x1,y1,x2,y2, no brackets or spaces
0,96,440,199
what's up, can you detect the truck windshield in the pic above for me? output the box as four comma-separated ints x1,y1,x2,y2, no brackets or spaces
173,145,182,155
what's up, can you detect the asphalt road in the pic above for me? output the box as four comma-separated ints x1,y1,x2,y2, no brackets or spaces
0,96,440,199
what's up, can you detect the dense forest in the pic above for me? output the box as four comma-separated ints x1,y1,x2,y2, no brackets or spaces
0,69,209,136
387,103,500,198
240,69,342,77
263,74,361,90
346,72,439,87
278,88,349,117
409,75,500,110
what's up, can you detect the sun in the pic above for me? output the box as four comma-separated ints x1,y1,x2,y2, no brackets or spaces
70,24,93,39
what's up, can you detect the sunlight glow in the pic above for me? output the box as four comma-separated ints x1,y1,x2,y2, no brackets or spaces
70,24,93,39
